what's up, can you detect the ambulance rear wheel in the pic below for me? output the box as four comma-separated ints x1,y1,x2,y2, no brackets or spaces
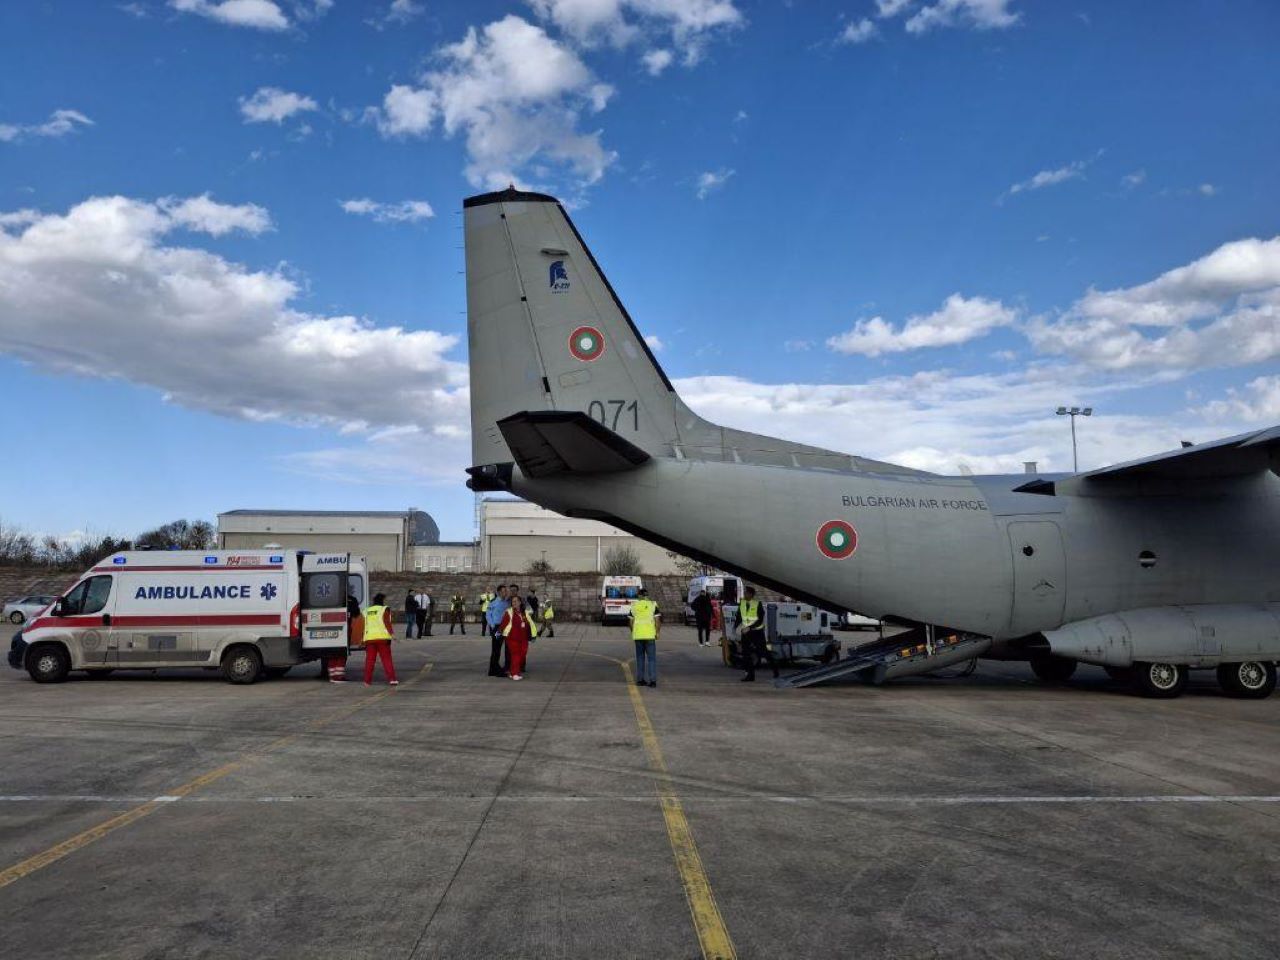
1217,661,1276,699
27,644,70,684
221,646,263,685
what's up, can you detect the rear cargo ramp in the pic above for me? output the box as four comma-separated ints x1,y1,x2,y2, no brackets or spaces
774,632,992,688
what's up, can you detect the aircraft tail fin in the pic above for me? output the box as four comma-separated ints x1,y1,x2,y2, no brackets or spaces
464,187,928,479
465,188,679,470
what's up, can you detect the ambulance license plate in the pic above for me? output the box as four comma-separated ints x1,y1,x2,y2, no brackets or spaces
310,628,340,640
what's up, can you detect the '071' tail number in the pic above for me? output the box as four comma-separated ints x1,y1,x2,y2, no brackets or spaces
588,399,639,432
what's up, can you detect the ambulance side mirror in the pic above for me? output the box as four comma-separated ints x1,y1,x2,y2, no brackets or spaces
52,598,66,616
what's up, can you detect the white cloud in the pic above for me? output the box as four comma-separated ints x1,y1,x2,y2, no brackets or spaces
0,109,94,143
170,0,290,30
161,194,273,235
0,195,467,436
1028,236,1280,371
675,368,1197,475
1199,182,1218,197
827,294,1019,357
644,334,664,351
1001,156,1093,203
1122,168,1146,188
375,84,439,137
1203,376,1280,423
528,0,742,64
642,48,674,75
903,0,1021,33
370,16,617,191
695,167,734,199
368,0,424,29
239,87,319,124
875,0,913,16
119,2,149,17
340,198,436,223
838,18,878,44
784,339,813,352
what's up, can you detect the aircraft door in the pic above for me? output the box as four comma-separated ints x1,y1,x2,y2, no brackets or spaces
300,555,350,652
1007,521,1067,636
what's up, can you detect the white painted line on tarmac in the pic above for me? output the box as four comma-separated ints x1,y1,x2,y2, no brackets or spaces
4,794,1280,805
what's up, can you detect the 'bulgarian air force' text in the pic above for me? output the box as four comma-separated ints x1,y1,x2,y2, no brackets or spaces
842,495,988,511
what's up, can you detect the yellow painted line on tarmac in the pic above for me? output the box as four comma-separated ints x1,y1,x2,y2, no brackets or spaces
0,662,432,891
587,651,737,960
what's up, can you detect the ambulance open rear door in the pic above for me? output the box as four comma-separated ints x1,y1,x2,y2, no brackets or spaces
299,553,350,654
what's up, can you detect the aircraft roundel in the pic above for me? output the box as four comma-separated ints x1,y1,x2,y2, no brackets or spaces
568,326,605,362
816,520,858,559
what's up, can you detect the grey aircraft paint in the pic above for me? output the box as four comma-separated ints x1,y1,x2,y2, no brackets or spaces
464,188,1280,694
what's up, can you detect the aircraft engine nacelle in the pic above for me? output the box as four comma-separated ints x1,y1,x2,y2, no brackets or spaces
1043,604,1280,668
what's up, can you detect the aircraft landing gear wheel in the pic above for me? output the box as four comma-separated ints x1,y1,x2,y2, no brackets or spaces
1217,661,1276,699
27,644,70,683
1131,661,1187,698
221,646,263,685
1029,655,1077,684
1104,666,1132,683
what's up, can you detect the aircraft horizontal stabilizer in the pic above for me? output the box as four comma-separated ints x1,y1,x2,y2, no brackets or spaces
1076,425,1280,484
497,411,651,479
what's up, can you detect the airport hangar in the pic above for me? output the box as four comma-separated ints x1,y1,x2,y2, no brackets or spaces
217,502,681,574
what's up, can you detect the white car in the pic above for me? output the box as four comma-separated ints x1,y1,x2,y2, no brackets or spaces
4,595,56,625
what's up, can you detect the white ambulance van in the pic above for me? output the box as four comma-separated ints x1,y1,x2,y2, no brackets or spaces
7,550,367,685
600,575,643,624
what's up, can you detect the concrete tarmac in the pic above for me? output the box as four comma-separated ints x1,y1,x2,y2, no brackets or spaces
3,622,1280,959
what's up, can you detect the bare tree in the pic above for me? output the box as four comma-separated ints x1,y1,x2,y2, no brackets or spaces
665,551,713,577
526,558,554,575
135,519,216,551
601,544,642,576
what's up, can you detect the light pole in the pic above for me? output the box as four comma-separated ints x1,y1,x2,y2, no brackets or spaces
1055,406,1093,472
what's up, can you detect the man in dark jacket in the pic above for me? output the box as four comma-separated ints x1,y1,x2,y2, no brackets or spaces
403,590,419,639
691,589,713,647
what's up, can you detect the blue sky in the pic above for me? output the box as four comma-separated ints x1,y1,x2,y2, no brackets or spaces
1,0,1278,543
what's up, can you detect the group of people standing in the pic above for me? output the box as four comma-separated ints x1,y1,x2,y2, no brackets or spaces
403,589,434,639
330,581,775,688
483,584,555,681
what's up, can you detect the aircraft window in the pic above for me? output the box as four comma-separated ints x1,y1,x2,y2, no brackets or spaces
1022,545,1035,557
1138,550,1157,569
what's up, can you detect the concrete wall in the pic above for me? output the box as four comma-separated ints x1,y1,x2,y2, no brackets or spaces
219,533,402,572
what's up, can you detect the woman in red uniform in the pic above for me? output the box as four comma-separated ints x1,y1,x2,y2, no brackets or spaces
499,593,537,681
362,593,399,686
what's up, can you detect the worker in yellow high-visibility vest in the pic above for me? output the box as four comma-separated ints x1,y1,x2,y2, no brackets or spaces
629,588,661,688
362,593,399,686
738,586,777,682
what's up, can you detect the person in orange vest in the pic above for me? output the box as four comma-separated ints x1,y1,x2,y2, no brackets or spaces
362,593,399,686
499,593,538,681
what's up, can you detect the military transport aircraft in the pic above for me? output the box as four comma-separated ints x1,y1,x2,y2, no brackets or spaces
462,187,1280,699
